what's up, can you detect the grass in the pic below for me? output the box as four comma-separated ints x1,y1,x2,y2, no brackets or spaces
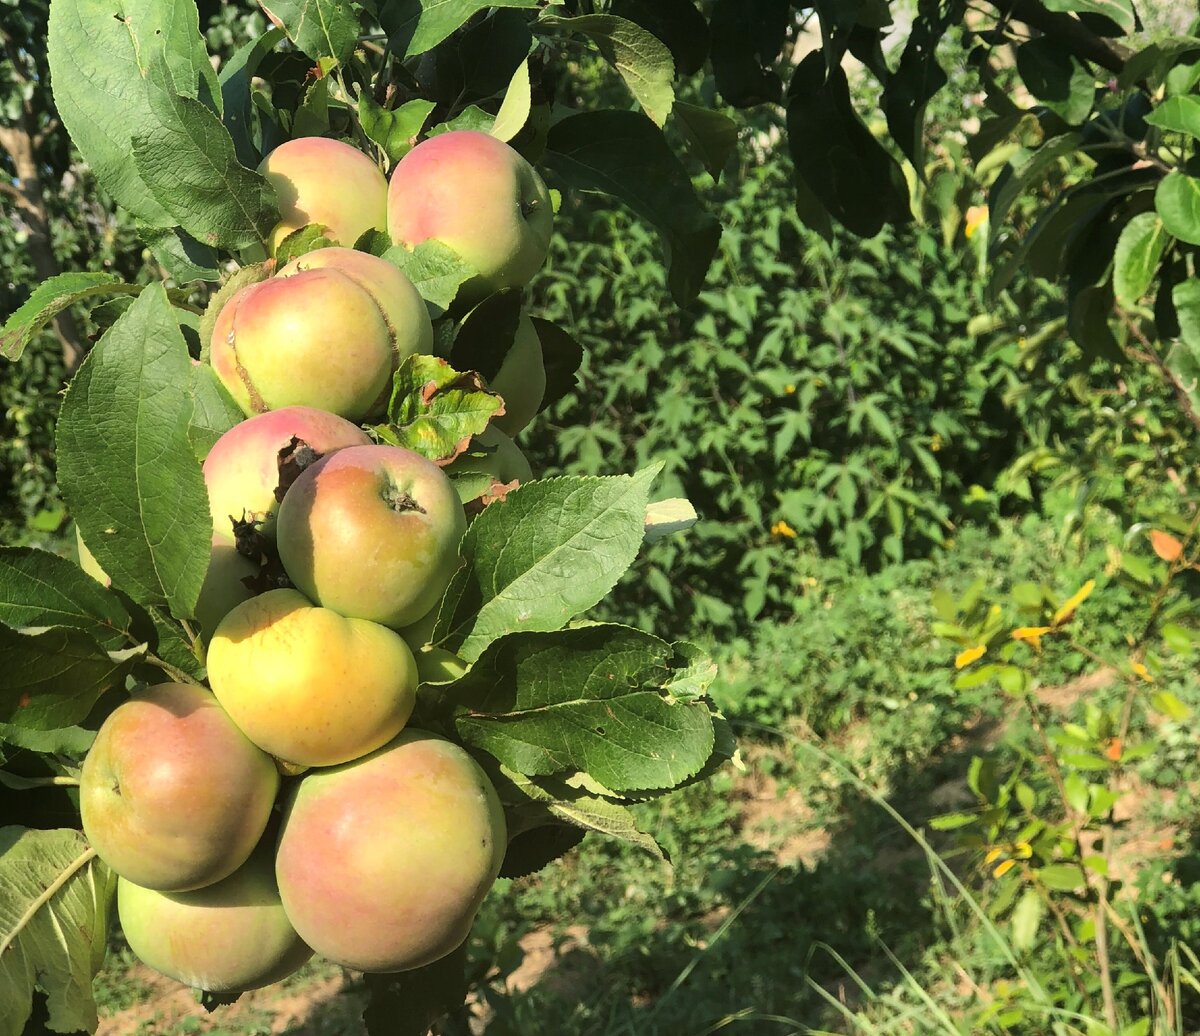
91,510,1200,1035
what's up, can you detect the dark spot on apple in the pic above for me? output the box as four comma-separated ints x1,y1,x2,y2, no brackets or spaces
382,486,425,514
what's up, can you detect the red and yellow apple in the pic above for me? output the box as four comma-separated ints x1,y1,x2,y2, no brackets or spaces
209,250,429,421
203,405,371,544
275,444,466,629
275,730,506,972
276,247,434,366
387,131,553,303
259,137,387,254
118,839,312,993
80,683,278,891
206,587,418,768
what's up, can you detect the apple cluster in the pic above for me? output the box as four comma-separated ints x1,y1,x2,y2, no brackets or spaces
76,130,554,993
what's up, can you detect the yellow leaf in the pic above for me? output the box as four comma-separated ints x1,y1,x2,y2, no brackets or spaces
993,858,1017,878
984,847,1003,865
1012,626,1052,650
1053,579,1096,626
1150,529,1183,563
770,520,797,540
955,645,986,669
1132,661,1154,683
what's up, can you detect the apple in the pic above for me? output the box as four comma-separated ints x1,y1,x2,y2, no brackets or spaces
203,406,371,545
209,267,398,422
488,314,546,436
193,537,258,636
276,247,434,366
206,587,418,768
398,606,468,685
259,137,387,254
80,683,278,891
275,730,506,972
387,131,553,303
118,838,312,993
275,444,466,629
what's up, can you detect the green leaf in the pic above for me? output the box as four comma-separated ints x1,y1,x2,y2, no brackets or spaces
0,548,132,652
540,14,675,126
363,941,467,1036
490,59,532,143
380,0,540,58
57,285,212,619
1170,279,1200,414
1145,95,1200,140
131,60,277,251
141,226,221,284
427,105,496,137
0,724,96,757
1151,690,1191,722
187,364,245,464
610,0,709,76
544,110,720,305
1037,863,1086,891
492,764,666,858
219,28,286,169
359,95,436,164
928,812,977,830
1041,0,1135,36
671,101,738,181
373,356,504,463
1156,171,1200,246
1016,38,1095,126
530,317,584,413
0,828,116,1036
258,0,359,66
381,242,477,316
0,626,143,730
273,224,335,266
437,466,660,662
644,499,698,543
47,0,220,227
438,625,715,792
785,53,911,238
708,0,788,107
0,274,141,362
1011,887,1043,953
1112,213,1169,307
498,824,586,878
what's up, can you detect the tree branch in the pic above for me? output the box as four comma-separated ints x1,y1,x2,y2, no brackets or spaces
991,0,1130,74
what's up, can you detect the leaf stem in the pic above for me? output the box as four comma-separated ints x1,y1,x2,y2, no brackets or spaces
0,845,99,959
0,771,80,790
145,652,203,686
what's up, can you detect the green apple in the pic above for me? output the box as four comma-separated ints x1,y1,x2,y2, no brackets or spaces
387,131,553,303
80,683,279,891
118,838,312,993
489,314,546,436
275,730,506,972
259,137,387,254
275,444,466,629
206,588,418,768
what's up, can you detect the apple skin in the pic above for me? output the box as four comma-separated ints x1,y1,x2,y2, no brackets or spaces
387,131,553,303
277,247,434,365
80,683,279,892
118,839,313,993
206,587,418,768
259,137,387,254
275,444,467,629
446,425,534,487
194,537,258,636
275,730,506,972
398,606,468,685
203,406,371,545
209,269,398,422
489,314,546,437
